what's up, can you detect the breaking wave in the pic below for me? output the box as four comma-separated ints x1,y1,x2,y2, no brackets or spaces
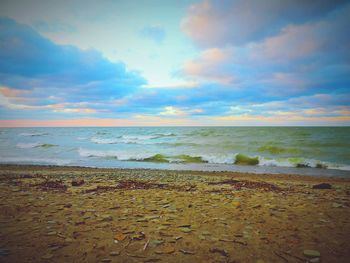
78,148,350,171
91,134,176,145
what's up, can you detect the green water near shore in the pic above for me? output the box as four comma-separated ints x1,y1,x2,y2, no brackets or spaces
0,127,349,174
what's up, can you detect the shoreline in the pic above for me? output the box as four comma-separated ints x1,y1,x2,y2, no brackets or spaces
0,164,350,262
1,162,350,179
1,163,350,181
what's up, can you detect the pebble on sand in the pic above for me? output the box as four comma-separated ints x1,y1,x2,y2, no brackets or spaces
303,249,321,258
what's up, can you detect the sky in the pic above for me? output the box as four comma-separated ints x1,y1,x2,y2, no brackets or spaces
0,0,349,126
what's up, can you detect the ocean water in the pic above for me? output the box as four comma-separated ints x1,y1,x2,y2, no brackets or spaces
0,127,349,176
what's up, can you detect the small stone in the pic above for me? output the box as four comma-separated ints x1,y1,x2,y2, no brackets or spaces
155,247,175,254
49,246,61,251
303,249,321,258
42,254,53,259
47,231,57,236
75,221,85,225
199,235,206,240
332,203,343,208
180,227,192,233
310,258,320,263
110,251,120,256
179,249,195,255
101,215,113,222
232,201,241,208
178,224,191,228
131,232,145,240
136,218,148,222
150,240,165,246
114,233,127,241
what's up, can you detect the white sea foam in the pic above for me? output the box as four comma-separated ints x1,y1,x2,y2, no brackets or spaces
91,137,121,144
327,163,350,171
78,148,118,158
91,135,160,144
0,157,71,165
258,157,295,168
121,135,159,140
16,143,42,149
78,148,152,160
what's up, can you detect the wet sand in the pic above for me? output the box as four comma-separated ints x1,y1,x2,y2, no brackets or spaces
0,164,349,263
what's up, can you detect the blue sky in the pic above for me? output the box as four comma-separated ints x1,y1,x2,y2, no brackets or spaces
0,0,349,126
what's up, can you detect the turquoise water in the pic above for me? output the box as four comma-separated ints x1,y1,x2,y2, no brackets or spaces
0,127,349,176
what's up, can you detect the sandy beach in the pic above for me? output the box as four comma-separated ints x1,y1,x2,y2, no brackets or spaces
0,164,349,263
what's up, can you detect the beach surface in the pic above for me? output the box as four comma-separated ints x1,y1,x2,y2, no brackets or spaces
0,165,349,263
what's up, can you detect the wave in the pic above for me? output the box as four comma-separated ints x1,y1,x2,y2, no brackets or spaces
139,154,208,164
234,154,259,165
90,136,149,144
91,137,121,144
185,129,217,137
19,132,48,137
257,145,299,154
78,148,151,160
258,156,350,171
95,131,109,135
79,148,118,158
16,143,58,149
90,134,173,145
154,132,176,137
77,147,350,171
122,135,159,140
78,149,207,164
153,142,201,147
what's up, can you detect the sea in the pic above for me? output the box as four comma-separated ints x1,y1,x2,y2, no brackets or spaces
0,127,349,177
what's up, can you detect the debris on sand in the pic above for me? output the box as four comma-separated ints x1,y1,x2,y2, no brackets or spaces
208,179,240,185
34,180,67,192
312,183,332,189
116,180,168,190
208,179,282,192
71,179,84,186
